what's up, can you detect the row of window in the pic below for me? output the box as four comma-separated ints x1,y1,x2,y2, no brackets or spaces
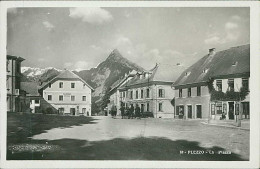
58,107,89,115
126,88,165,100
179,86,201,98
216,78,249,92
178,78,249,98
47,95,87,101
127,102,163,112
48,82,87,89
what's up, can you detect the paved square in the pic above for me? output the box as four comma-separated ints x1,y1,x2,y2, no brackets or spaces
8,115,249,160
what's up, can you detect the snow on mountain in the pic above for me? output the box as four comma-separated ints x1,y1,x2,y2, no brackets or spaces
21,67,62,77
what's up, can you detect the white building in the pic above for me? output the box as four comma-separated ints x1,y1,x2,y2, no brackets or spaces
39,70,93,116
107,70,136,116
118,64,185,118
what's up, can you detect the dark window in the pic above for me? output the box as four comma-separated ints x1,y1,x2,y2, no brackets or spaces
146,88,150,98
216,80,222,91
71,83,75,88
242,78,249,91
82,96,86,101
130,91,133,99
136,90,138,99
159,103,163,112
228,79,234,91
59,82,63,88
179,89,182,97
158,89,165,98
188,88,191,97
48,83,52,88
83,84,86,89
141,89,144,98
48,95,52,101
147,103,150,111
123,92,125,98
197,86,201,96
35,99,40,104
216,102,222,114
58,108,64,114
71,95,75,101
59,95,63,101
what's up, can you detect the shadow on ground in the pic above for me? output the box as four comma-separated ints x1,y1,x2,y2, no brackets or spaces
7,113,98,144
7,137,246,161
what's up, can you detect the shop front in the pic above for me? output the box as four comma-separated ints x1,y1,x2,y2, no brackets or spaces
210,101,249,120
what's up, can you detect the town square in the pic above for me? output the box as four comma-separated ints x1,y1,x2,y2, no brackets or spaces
4,6,253,162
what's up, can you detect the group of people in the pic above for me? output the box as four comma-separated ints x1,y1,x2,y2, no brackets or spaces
110,104,142,119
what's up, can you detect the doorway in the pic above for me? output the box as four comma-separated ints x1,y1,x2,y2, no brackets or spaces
242,102,250,119
141,104,145,113
187,105,192,119
196,105,202,118
70,108,76,115
228,102,234,120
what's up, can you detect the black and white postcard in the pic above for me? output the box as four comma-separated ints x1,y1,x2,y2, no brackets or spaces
0,1,259,168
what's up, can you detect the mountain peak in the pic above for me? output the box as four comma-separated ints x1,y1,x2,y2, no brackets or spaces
107,49,123,61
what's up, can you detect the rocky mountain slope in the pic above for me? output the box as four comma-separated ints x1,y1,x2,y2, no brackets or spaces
21,49,144,114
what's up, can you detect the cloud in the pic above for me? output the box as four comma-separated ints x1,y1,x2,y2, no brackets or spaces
231,15,241,21
204,36,221,45
204,20,240,45
37,58,46,62
69,7,113,24
7,8,17,14
225,22,238,30
42,21,55,31
64,61,94,71
115,36,132,46
90,45,101,50
64,62,73,68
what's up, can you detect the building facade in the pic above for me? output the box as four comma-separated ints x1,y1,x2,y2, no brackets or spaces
209,75,250,120
119,64,185,118
6,55,26,112
173,44,250,120
39,70,93,116
107,70,136,116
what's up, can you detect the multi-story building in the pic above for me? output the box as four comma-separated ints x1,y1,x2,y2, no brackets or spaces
107,70,136,116
173,44,250,120
6,55,27,112
118,63,185,118
39,69,93,116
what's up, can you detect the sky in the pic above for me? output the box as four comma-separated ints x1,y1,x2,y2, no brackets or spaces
7,7,249,70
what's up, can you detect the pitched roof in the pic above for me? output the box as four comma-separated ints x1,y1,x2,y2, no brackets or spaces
39,69,94,90
109,70,137,93
173,44,250,87
21,82,40,96
119,63,186,89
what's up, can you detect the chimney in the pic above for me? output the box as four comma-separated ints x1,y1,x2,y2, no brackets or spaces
209,48,216,55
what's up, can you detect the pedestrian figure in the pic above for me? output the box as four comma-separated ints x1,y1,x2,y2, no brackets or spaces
120,104,125,119
135,104,141,119
179,108,184,119
125,106,130,119
114,106,117,117
111,105,116,118
129,104,134,119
